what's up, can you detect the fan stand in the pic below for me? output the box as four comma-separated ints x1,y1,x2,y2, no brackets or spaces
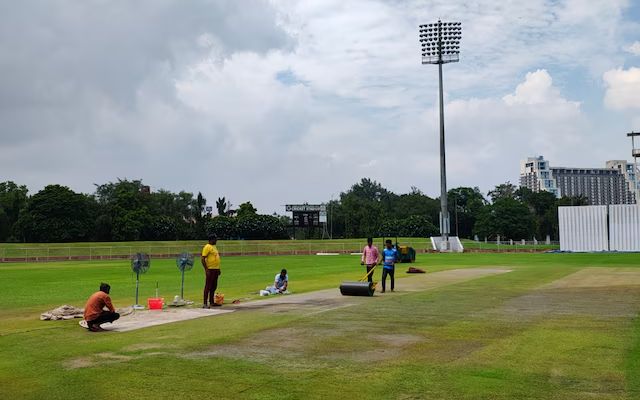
180,268,185,300
133,270,145,310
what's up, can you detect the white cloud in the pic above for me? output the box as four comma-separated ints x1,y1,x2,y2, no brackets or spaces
440,70,586,187
0,0,637,212
603,67,640,110
626,41,640,55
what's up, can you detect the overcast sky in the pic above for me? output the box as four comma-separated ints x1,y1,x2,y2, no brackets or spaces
1,0,639,214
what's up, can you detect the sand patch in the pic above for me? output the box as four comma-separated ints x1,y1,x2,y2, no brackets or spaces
543,268,640,289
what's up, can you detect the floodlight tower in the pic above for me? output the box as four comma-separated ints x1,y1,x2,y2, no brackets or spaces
419,20,462,250
628,131,640,202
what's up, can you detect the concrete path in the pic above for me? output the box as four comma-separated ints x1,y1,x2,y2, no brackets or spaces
95,308,234,332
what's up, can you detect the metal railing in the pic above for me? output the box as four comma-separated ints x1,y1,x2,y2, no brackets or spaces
0,239,560,263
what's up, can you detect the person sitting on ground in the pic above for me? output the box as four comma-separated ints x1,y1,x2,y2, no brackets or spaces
266,269,289,294
83,282,120,332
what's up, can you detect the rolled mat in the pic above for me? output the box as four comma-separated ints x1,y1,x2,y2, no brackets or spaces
339,281,375,296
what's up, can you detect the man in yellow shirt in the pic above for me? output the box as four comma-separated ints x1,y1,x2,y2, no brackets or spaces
201,234,221,308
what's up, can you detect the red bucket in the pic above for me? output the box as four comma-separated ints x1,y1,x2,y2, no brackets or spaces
147,297,163,310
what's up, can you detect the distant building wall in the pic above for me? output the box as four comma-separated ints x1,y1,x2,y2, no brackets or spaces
552,167,627,205
520,155,638,205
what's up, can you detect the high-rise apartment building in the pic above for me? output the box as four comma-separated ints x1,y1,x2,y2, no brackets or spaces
520,156,558,196
519,156,638,205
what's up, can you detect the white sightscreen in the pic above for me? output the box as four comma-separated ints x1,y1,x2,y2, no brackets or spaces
609,205,640,251
559,206,609,252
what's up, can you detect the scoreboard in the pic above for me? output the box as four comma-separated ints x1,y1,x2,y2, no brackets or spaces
286,204,326,228
292,211,320,227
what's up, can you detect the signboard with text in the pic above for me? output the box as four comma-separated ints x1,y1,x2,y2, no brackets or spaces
286,204,325,228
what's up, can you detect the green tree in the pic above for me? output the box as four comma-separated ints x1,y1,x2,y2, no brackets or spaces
394,187,439,225
236,214,287,240
474,197,535,240
448,187,487,238
94,179,152,241
515,187,558,239
195,192,207,239
399,215,439,237
15,185,94,242
205,216,237,239
237,201,257,219
216,197,228,216
0,181,29,241
488,182,517,203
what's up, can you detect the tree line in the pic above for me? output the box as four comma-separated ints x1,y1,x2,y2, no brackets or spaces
0,178,586,243
326,179,586,241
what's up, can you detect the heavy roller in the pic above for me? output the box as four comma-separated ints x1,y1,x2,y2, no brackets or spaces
339,265,377,296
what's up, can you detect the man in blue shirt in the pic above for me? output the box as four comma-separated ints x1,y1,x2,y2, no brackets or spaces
266,268,289,294
381,239,398,293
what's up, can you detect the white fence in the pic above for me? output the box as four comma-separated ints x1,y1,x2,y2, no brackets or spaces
559,205,640,252
609,205,640,251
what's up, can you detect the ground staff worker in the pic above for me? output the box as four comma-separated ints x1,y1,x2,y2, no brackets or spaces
381,239,399,293
360,237,380,283
201,234,221,308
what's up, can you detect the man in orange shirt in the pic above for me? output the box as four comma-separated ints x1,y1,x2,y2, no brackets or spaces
201,234,221,308
83,283,119,332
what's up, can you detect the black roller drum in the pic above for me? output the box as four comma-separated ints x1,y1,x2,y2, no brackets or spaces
339,281,375,296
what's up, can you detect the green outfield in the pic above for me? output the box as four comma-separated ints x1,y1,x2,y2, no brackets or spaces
0,252,637,399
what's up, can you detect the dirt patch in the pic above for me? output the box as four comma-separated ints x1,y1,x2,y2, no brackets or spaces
63,351,171,370
185,326,340,363
122,343,174,352
493,287,640,320
420,339,486,363
486,268,640,321
64,357,95,369
367,333,422,347
64,352,136,370
324,348,401,362
397,268,512,292
230,269,512,316
188,326,426,365
185,269,512,365
543,268,640,289
321,333,424,363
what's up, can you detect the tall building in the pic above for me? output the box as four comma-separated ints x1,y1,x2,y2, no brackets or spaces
606,160,639,204
519,156,638,205
520,156,558,196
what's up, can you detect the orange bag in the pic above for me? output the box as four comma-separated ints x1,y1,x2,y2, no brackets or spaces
214,293,224,305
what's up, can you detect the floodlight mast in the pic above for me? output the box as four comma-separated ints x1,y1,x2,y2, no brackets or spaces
419,20,461,250
628,131,640,200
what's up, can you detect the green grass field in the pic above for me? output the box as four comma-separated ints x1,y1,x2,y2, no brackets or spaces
0,252,636,399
